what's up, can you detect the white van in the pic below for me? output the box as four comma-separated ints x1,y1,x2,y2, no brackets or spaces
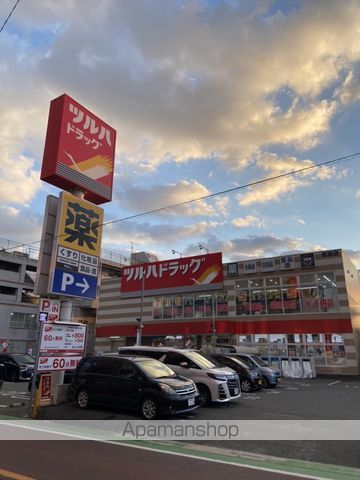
117,346,241,405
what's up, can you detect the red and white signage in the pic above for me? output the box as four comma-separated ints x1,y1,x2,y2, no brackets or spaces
39,298,61,322
121,252,223,297
37,356,82,372
39,323,86,354
40,374,52,402
41,94,116,205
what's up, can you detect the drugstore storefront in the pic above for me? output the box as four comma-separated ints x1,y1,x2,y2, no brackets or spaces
96,249,360,375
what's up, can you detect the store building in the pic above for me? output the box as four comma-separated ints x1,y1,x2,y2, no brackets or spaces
96,249,360,375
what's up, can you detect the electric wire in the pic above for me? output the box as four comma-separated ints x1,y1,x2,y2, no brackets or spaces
0,0,21,33
4,151,359,253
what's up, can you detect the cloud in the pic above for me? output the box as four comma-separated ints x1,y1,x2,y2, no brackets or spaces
336,71,360,105
237,153,336,205
298,219,306,225
345,249,360,268
232,215,265,228
1,0,359,178
115,180,228,217
356,190,360,199
0,204,43,245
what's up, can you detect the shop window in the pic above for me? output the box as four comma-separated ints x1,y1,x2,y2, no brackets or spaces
163,297,172,319
216,293,228,316
300,273,316,284
300,287,320,312
266,277,280,287
317,275,338,312
236,290,250,315
269,334,287,355
204,294,213,318
281,275,300,313
250,289,266,315
173,296,183,318
236,280,249,289
266,288,283,314
249,279,264,288
184,295,194,318
153,297,162,319
238,335,252,344
195,294,205,317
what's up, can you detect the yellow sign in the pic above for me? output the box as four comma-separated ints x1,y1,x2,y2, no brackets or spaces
57,191,104,256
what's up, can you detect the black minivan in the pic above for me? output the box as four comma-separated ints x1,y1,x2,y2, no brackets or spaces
211,354,263,392
70,355,201,419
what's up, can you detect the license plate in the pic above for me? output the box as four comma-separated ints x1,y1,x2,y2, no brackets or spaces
233,388,239,395
188,397,195,406
258,379,262,385
277,377,282,382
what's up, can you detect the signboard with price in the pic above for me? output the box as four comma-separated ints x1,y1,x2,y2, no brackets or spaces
36,322,87,373
37,356,82,372
39,323,86,354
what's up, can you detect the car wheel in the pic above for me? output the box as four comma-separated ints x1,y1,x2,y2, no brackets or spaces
76,389,90,409
262,376,269,388
240,379,252,393
10,371,19,382
140,397,158,420
197,384,211,406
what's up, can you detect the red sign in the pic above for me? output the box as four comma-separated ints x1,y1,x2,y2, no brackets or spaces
121,252,223,297
41,94,116,205
40,374,52,401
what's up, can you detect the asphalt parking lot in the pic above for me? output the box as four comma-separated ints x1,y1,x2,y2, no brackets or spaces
1,377,360,468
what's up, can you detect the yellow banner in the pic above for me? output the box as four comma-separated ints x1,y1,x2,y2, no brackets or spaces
57,191,104,256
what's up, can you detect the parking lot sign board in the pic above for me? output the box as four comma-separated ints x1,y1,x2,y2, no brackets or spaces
49,191,103,299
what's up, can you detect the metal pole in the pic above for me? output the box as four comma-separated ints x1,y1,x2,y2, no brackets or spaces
136,273,145,346
28,320,42,417
212,294,216,348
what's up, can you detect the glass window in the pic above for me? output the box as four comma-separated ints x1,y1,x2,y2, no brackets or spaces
216,292,228,316
137,359,176,378
195,294,205,317
266,277,280,287
236,280,248,289
300,274,316,284
173,296,183,318
184,295,194,318
250,289,266,315
153,297,162,319
204,294,213,318
238,335,252,344
236,290,250,315
282,276,301,313
300,287,320,312
249,279,263,288
266,288,283,314
163,297,172,318
317,275,338,312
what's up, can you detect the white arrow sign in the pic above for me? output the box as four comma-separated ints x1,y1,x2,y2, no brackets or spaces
76,277,89,293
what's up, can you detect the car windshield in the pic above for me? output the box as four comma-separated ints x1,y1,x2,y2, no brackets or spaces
187,351,218,369
11,354,35,364
237,356,255,368
228,356,250,369
137,359,176,379
251,355,268,367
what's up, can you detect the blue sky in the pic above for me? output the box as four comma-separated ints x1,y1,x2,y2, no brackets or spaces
0,0,360,265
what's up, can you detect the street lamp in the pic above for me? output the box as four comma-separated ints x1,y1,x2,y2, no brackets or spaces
172,249,183,258
198,244,209,254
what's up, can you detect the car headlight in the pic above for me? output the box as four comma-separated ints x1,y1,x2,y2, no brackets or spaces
159,383,177,395
207,373,227,381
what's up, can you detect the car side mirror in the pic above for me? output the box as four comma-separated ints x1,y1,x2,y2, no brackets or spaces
180,362,189,369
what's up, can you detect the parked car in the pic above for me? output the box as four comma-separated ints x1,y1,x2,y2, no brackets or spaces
70,354,201,419
116,346,241,405
232,353,281,388
0,363,5,391
0,353,35,382
210,354,263,392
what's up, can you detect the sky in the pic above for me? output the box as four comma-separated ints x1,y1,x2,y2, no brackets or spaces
0,0,360,266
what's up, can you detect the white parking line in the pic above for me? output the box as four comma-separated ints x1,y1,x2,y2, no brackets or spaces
328,380,340,386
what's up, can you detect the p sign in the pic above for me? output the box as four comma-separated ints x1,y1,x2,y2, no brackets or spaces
51,268,97,299
39,298,61,322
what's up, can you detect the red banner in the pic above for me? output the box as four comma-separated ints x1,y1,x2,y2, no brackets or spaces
121,252,223,297
41,94,116,205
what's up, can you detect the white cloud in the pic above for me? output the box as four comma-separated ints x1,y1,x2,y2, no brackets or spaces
232,215,265,228
1,0,359,178
356,190,360,199
298,219,306,225
237,153,336,205
115,180,228,218
336,71,360,105
0,204,43,244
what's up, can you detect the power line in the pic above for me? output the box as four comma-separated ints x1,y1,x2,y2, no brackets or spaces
4,150,360,252
0,0,21,33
